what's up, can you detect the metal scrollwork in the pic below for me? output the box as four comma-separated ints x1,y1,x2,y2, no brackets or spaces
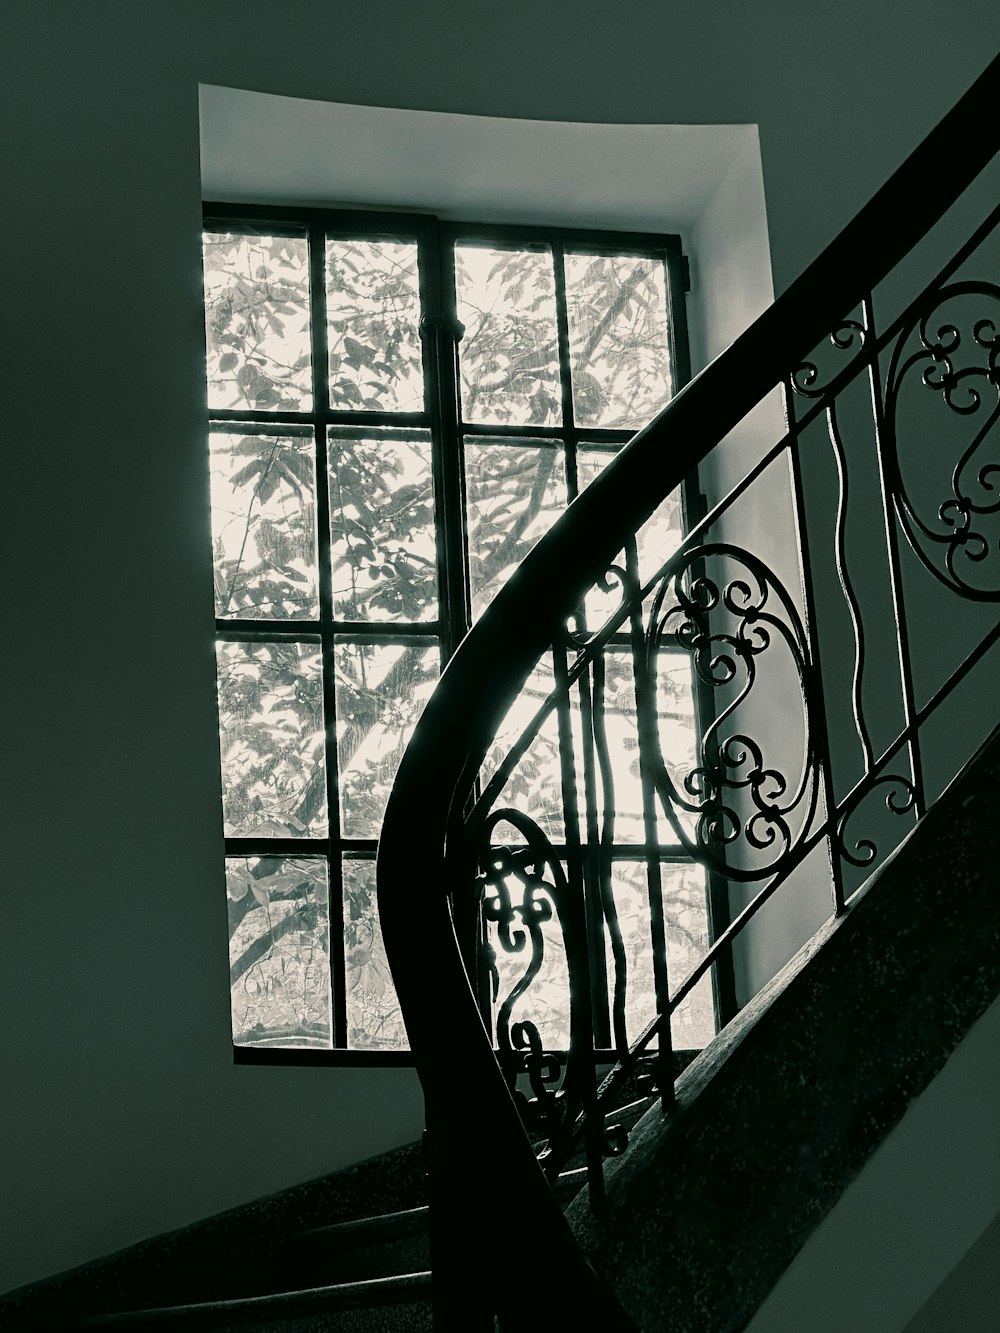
566,542,640,648
643,543,819,880
791,318,867,399
834,772,917,868
475,809,576,1152
883,281,1000,598
506,1019,564,1138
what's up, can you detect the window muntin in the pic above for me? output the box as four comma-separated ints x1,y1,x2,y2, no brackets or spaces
203,206,710,1056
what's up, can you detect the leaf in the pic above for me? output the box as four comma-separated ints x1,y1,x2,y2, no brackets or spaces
217,352,239,373
227,873,252,902
343,335,375,367
333,378,362,404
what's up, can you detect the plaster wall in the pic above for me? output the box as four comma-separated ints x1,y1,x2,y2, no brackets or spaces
2,0,997,1294
747,993,1000,1333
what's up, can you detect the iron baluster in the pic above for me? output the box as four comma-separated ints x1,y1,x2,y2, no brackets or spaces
865,290,927,821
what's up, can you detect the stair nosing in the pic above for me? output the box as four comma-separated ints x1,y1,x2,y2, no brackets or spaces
299,1204,429,1246
83,1270,433,1326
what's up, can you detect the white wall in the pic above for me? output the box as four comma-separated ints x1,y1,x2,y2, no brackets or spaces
2,0,997,1295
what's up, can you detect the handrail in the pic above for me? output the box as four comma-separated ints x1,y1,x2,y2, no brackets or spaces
377,53,999,1332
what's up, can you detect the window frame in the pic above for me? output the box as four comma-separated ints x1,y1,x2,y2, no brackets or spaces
203,201,729,1066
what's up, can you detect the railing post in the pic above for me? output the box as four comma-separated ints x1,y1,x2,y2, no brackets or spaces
783,378,848,915
627,539,678,1111
863,291,927,820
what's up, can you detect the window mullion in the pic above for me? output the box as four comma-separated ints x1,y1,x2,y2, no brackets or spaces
422,223,472,659
307,220,348,1049
551,240,580,500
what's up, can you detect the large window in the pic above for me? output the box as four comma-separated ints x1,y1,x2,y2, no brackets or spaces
202,204,703,1057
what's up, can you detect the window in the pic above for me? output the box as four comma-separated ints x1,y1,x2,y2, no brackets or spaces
202,204,708,1056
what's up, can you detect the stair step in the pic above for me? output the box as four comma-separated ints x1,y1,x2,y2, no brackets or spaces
83,1270,432,1329
534,1091,659,1196
300,1204,429,1247
293,1206,431,1284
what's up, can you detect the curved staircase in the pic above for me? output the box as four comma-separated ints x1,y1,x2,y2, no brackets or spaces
376,49,1000,1332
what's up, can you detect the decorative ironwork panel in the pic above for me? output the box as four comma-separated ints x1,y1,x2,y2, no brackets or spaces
884,282,1000,599
641,543,819,880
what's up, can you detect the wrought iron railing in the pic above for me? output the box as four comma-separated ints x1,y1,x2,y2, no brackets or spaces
377,55,999,1332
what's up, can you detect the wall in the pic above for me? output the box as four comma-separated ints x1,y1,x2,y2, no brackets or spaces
2,0,996,1295
747,993,1000,1333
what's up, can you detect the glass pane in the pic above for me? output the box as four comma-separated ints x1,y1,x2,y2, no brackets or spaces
326,238,423,413
210,431,318,620
651,651,700,848
328,432,437,622
342,858,407,1049
576,447,616,491
480,656,589,846
565,252,672,428
579,447,686,576
578,448,684,625
594,651,646,844
464,439,567,618
204,231,312,411
606,860,714,1049
455,245,560,426
228,856,332,1049
335,641,439,838
216,640,327,837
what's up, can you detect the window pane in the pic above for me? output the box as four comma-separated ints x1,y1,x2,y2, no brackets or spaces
342,858,407,1049
228,856,332,1049
605,860,714,1049
216,640,328,837
328,432,437,622
455,245,561,426
481,659,567,844
204,231,312,411
593,651,646,845
326,238,423,413
335,641,439,838
464,438,567,618
650,651,700,850
578,447,684,624
565,252,672,428
210,430,318,620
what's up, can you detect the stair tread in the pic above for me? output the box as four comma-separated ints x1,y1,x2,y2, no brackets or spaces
300,1205,429,1246
84,1271,432,1326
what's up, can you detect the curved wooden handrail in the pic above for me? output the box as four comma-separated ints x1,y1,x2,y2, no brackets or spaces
377,54,999,1331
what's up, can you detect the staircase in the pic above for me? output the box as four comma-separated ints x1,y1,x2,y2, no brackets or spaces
376,47,1000,1333
0,1065,697,1329
3,51,999,1333
0,1142,437,1329
3,727,996,1329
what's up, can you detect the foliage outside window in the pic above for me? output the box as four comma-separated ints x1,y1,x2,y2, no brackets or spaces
202,205,713,1055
